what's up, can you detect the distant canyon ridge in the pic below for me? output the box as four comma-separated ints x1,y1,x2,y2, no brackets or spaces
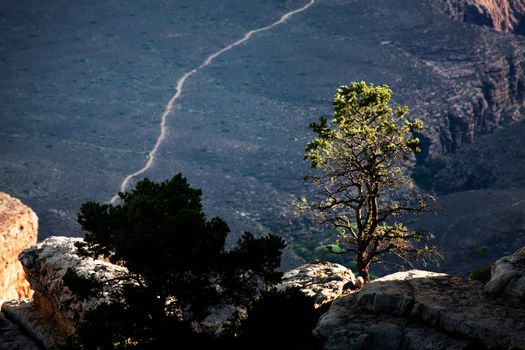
399,0,525,159
436,0,525,35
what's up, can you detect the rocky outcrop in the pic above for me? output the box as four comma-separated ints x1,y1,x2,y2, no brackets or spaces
2,236,127,348
485,246,525,299
280,262,359,308
435,0,525,35
0,192,38,303
315,269,525,350
4,232,524,349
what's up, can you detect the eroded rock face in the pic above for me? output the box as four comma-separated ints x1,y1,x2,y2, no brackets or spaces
315,269,525,350
485,246,525,299
0,192,38,303
2,236,127,348
280,262,357,308
435,0,525,35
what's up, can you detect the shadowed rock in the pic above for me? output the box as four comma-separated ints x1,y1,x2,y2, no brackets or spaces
0,312,41,350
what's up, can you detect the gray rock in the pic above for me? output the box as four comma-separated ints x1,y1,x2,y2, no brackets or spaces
9,236,128,348
280,262,357,307
315,269,525,350
0,311,41,350
485,246,525,299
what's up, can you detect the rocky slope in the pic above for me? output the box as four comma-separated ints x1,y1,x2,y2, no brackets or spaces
0,192,38,303
315,247,525,350
2,232,524,349
435,0,525,35
1,0,525,246
433,118,525,192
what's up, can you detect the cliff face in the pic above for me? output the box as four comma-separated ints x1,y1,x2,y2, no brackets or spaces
435,0,525,35
432,1,525,155
0,192,37,303
436,46,525,154
407,13,525,157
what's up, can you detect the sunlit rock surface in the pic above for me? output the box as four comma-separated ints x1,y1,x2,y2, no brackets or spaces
280,262,358,308
0,192,37,303
2,236,127,348
315,269,525,350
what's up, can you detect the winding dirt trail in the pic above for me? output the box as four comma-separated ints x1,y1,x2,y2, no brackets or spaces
110,0,316,203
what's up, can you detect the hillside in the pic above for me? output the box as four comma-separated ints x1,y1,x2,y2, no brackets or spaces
0,0,524,273
415,119,525,274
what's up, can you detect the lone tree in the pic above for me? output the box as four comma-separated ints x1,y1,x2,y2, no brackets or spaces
302,82,439,282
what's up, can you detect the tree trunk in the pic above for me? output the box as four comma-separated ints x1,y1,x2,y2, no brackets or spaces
356,252,370,283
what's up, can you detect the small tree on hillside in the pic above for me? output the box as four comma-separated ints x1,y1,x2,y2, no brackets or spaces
302,82,440,282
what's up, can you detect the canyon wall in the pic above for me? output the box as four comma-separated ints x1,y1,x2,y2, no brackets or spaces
0,192,37,303
435,0,525,35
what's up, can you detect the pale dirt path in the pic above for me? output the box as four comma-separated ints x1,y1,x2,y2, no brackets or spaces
110,0,317,203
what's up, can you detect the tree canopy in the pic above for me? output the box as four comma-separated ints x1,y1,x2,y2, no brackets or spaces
302,81,440,282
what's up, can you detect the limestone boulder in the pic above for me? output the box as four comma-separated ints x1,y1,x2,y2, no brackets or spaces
315,269,525,350
280,262,357,308
2,236,127,348
485,246,525,299
0,192,38,303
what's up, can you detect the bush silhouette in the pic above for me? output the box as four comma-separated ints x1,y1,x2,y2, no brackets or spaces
72,174,294,349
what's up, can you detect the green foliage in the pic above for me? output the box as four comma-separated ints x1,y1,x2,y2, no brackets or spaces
73,174,289,349
412,155,448,190
288,231,351,266
468,265,492,282
305,82,423,170
62,268,102,300
302,82,440,282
